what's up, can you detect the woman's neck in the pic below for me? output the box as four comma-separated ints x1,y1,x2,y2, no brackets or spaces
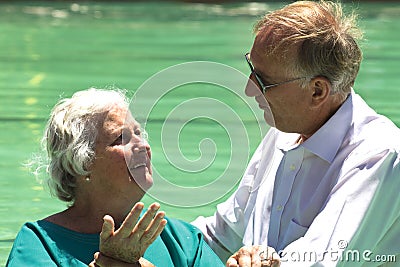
44,197,142,234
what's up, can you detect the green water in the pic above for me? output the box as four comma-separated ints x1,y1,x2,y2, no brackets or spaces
1,1,399,264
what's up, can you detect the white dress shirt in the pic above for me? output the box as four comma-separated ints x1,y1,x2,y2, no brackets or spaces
192,92,400,266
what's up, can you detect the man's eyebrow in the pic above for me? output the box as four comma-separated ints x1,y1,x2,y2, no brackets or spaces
255,68,273,84
256,70,271,80
249,54,272,80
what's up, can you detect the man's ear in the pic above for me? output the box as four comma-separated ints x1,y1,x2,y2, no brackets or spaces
309,76,331,108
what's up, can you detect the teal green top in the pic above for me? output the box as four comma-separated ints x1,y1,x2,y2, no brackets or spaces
6,217,223,267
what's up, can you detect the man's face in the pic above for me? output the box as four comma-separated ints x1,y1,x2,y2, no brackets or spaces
245,31,312,134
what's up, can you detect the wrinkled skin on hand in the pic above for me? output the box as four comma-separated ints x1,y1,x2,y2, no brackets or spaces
89,252,155,267
99,202,167,264
226,245,281,267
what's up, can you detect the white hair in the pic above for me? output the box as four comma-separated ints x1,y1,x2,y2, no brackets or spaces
35,88,129,204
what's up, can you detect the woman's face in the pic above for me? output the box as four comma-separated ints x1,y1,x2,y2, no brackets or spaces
88,104,152,202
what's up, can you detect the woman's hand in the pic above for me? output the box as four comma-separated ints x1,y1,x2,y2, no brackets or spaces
226,245,280,267
99,202,167,263
89,252,155,267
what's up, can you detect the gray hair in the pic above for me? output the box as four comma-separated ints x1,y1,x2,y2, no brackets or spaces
254,1,363,97
36,88,129,204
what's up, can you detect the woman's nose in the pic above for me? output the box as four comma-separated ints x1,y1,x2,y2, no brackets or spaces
142,140,152,160
143,140,150,150
129,138,151,156
134,138,150,151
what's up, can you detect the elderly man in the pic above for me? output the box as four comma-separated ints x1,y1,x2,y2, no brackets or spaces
193,1,400,266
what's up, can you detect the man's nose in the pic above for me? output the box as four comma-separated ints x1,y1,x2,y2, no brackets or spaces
245,73,262,97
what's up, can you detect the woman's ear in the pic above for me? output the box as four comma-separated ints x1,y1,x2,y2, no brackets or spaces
309,76,332,108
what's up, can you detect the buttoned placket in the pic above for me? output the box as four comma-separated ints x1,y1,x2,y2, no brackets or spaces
268,145,305,248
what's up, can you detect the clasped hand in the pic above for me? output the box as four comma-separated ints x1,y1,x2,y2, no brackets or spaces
227,245,281,267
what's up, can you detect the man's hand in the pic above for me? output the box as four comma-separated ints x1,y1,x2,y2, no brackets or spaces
99,202,167,263
226,245,280,267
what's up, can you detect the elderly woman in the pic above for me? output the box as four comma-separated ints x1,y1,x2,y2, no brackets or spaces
6,88,223,267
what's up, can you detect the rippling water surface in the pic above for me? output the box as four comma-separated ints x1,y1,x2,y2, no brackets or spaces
0,1,399,264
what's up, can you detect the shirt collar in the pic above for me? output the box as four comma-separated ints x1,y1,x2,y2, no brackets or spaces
301,92,353,163
276,92,354,163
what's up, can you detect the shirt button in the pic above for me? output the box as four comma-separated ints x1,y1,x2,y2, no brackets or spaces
276,205,283,211
289,164,296,171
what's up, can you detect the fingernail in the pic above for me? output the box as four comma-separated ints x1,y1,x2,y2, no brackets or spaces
151,202,160,210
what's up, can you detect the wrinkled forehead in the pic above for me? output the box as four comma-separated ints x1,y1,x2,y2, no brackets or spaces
100,105,139,135
103,104,127,124
124,109,140,129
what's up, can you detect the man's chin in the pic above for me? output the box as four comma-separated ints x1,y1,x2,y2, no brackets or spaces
264,111,275,127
